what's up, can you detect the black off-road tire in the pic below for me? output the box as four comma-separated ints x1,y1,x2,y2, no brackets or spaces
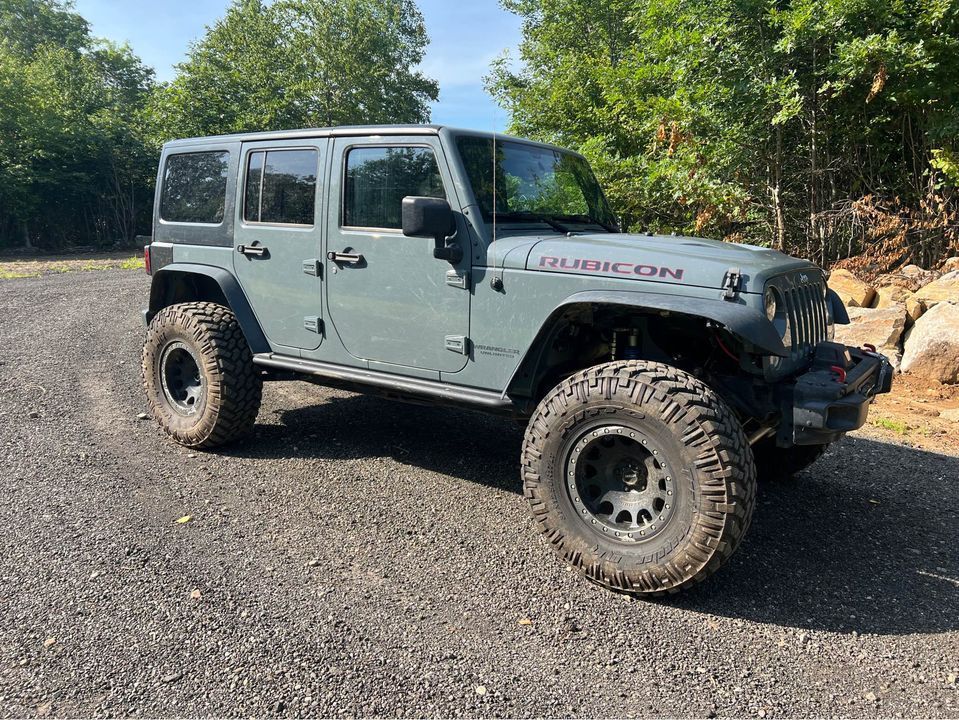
142,302,262,449
521,360,756,596
753,439,829,482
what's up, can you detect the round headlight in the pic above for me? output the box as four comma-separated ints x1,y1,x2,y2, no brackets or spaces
764,288,778,321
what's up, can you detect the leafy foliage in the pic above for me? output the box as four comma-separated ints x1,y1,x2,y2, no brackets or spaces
152,0,438,140
0,0,156,249
489,0,959,269
1,0,439,250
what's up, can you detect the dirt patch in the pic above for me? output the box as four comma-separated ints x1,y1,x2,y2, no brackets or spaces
856,371,959,454
0,252,144,279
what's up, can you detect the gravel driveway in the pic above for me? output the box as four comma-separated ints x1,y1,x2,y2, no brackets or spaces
0,270,956,718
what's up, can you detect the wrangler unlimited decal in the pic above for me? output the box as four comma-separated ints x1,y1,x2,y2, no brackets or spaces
538,255,685,280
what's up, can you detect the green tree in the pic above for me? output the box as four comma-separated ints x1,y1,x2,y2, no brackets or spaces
0,0,156,249
153,0,439,140
0,0,88,55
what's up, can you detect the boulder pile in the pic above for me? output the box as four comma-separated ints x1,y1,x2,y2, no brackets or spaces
829,261,959,384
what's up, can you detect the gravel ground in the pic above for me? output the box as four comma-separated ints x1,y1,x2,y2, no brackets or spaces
0,269,956,718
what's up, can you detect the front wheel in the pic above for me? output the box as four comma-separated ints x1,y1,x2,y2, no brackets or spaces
142,302,262,448
521,361,756,596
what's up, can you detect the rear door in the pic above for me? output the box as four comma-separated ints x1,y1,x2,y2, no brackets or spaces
233,138,326,352
324,135,471,373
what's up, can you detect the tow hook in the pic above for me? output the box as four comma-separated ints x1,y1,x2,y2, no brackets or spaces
829,365,847,383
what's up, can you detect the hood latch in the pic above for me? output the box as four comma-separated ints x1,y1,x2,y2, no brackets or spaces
721,267,742,300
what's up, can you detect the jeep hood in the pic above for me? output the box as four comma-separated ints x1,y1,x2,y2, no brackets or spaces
504,232,819,293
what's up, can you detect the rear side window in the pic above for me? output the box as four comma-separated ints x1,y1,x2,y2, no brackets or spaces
344,146,445,229
160,151,230,224
244,149,318,225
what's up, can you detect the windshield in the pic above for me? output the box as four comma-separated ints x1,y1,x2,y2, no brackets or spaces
456,136,618,231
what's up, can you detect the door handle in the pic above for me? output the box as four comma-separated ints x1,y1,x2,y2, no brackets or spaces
237,243,268,257
327,250,365,266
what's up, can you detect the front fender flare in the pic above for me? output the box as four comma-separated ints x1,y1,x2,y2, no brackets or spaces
504,290,787,400
146,263,270,354
827,288,850,325
550,290,787,355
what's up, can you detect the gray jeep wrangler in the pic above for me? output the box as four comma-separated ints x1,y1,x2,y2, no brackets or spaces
141,124,893,595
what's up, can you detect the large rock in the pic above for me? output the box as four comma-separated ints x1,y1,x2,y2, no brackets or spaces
913,270,959,310
872,264,941,313
874,283,913,309
833,305,907,368
890,264,940,291
829,268,876,308
905,295,926,322
901,302,959,384
941,257,959,274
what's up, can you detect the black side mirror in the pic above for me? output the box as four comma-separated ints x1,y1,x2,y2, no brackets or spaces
401,196,462,264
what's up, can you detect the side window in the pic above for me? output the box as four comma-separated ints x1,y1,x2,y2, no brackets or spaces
244,149,318,225
160,151,229,224
344,146,445,230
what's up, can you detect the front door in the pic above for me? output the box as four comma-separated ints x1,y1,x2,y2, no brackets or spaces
233,139,326,352
325,136,470,373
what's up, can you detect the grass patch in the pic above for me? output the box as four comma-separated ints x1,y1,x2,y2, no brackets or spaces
0,254,144,279
871,417,909,434
0,268,41,279
118,255,145,270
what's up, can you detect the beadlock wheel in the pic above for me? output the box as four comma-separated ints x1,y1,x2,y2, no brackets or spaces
564,425,675,542
159,341,204,416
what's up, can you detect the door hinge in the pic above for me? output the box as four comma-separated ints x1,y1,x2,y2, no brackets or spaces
304,316,324,334
721,267,742,300
445,269,470,289
444,335,469,354
302,258,322,277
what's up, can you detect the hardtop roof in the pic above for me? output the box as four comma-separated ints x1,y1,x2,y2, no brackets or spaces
162,124,575,156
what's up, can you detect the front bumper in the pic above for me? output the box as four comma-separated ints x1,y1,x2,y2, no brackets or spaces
787,341,894,446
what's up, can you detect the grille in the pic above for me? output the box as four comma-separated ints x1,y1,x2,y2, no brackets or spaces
770,272,829,367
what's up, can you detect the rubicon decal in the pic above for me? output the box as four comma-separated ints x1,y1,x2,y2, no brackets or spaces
538,255,685,280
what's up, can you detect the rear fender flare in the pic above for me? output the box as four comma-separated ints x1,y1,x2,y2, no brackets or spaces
146,263,270,354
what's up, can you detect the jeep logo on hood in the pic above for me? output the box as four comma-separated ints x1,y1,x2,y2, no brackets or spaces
538,255,685,280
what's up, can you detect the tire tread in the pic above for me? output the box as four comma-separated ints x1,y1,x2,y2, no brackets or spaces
142,302,262,449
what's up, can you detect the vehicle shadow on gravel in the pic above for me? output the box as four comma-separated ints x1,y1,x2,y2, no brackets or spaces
237,392,957,637
247,390,528,491
677,435,959,637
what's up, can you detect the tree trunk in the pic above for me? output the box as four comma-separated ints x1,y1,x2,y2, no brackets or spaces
771,126,786,250
21,221,32,249
808,44,819,262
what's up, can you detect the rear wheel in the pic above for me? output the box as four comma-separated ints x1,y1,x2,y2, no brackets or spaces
521,360,756,595
142,302,262,448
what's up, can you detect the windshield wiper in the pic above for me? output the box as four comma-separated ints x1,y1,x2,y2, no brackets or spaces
494,211,573,234
550,213,620,233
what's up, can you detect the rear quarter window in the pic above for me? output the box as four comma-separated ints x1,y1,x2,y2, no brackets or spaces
160,151,230,224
